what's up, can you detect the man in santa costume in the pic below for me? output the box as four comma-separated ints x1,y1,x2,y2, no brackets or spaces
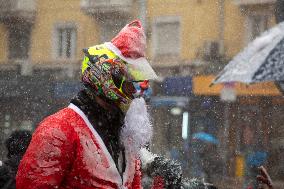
16,20,182,189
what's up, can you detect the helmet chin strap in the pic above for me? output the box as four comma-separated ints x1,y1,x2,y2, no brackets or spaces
118,101,132,113
118,80,152,113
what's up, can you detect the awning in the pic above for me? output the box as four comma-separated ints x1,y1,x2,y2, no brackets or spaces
193,75,281,96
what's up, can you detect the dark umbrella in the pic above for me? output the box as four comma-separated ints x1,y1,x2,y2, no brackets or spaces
276,81,284,93
212,22,284,93
275,0,284,94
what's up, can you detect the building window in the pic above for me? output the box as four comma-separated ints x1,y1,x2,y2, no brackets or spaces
8,24,31,60
152,17,181,57
247,15,269,41
55,25,77,59
100,19,126,43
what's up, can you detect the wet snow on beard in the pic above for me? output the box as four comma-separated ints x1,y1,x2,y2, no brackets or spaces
120,98,153,156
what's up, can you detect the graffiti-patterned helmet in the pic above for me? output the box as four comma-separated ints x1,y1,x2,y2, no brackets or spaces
81,44,156,106
81,20,157,106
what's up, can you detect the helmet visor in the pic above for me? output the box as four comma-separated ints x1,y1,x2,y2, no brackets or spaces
125,57,158,81
104,42,158,81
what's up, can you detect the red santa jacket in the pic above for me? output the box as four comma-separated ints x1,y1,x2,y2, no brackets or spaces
16,103,142,189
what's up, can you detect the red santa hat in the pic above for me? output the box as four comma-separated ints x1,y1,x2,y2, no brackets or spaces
105,20,157,80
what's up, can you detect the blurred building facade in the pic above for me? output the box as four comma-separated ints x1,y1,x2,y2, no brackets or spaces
0,0,283,188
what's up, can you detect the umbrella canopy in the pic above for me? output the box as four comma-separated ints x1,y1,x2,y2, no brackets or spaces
276,81,284,94
192,132,219,145
246,151,268,167
213,22,284,84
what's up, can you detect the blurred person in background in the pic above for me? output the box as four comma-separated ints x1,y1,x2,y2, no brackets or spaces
244,142,268,189
256,166,273,189
0,130,32,189
190,132,221,184
169,145,181,162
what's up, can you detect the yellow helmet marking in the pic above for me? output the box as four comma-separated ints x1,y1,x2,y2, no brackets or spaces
81,44,117,74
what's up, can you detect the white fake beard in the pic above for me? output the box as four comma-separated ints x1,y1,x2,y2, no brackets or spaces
120,98,153,156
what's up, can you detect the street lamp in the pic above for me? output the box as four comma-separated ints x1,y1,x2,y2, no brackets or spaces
170,107,182,116
220,83,236,176
182,112,189,140
170,107,190,140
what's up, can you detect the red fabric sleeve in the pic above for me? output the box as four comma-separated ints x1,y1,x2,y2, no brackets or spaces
131,159,142,189
16,116,76,189
151,176,165,189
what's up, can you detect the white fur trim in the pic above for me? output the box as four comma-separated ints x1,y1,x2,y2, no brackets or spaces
122,147,136,188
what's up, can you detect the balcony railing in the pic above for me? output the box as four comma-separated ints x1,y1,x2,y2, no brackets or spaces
234,0,276,5
0,59,81,78
81,0,133,16
0,0,36,23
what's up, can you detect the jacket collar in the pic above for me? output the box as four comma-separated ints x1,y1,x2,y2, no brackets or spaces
68,103,135,188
